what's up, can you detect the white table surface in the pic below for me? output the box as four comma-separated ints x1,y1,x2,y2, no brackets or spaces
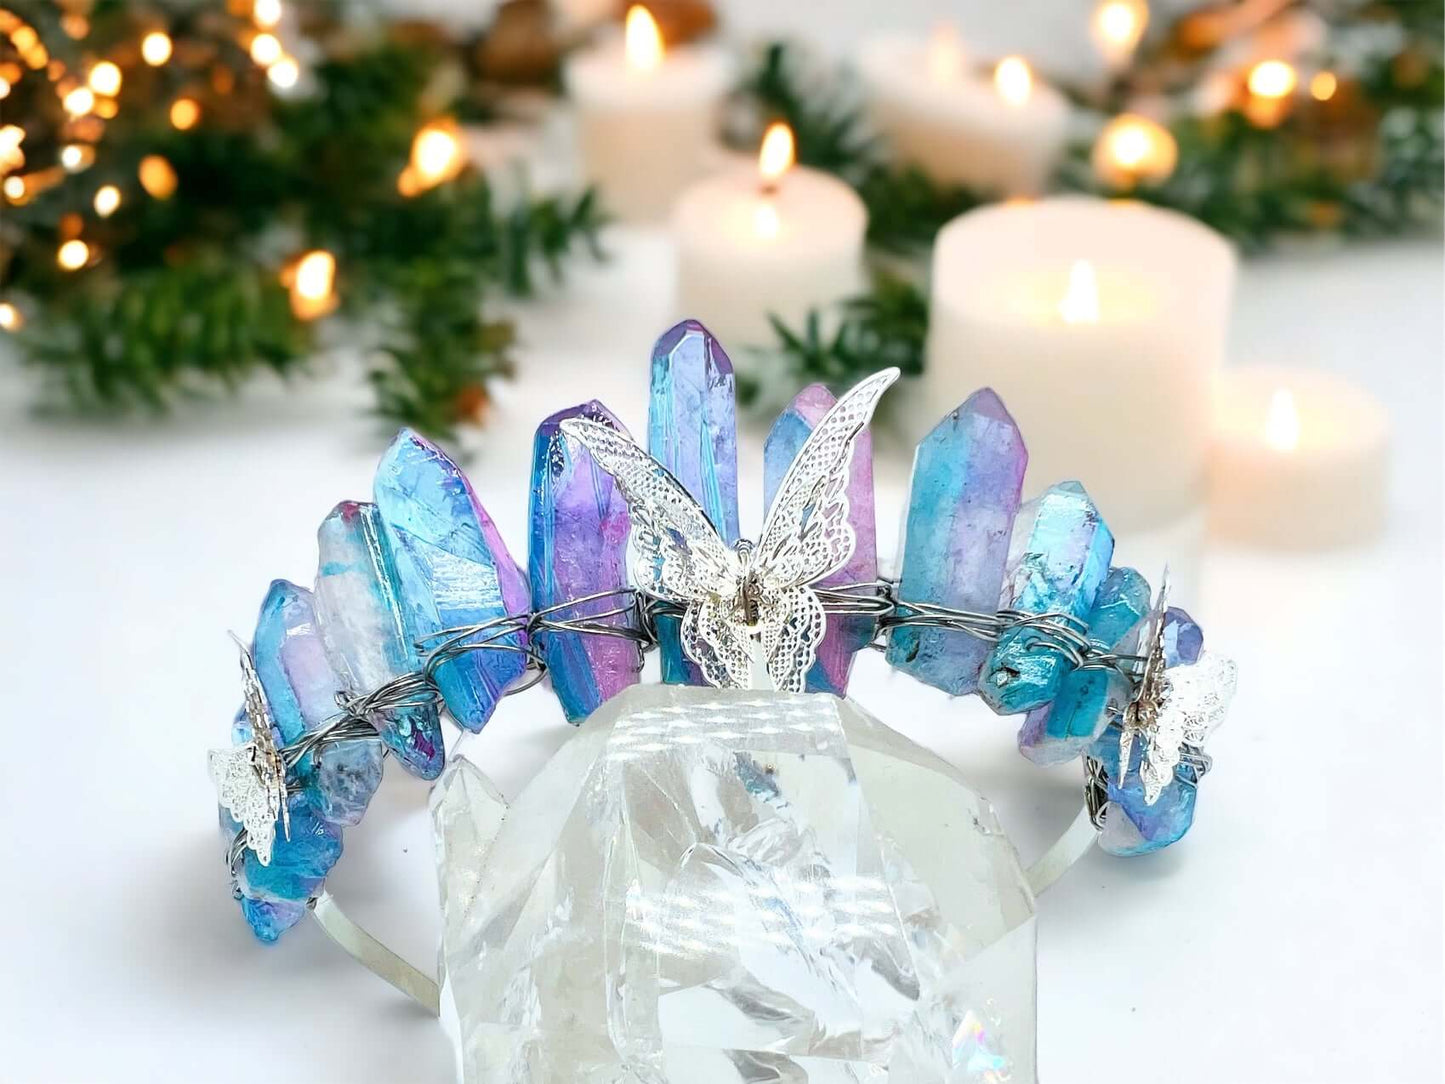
1,234,1440,1083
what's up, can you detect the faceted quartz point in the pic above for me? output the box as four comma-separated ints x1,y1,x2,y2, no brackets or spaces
647,321,740,685
889,390,1027,696
374,429,531,732
529,402,643,722
1093,607,1207,856
315,501,445,779
434,685,1037,1083
252,579,383,826
1017,566,1151,766
980,481,1114,715
764,384,877,695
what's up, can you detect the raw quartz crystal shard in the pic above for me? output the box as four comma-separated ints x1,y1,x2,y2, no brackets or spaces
763,383,877,695
529,402,642,722
1092,607,1206,856
888,389,1027,695
315,501,445,779
647,320,740,685
251,579,383,826
979,481,1115,715
433,684,1037,1083
1017,566,1151,766
374,428,531,733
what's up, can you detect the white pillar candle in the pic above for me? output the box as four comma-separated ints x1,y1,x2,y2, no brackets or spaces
912,196,1236,530
672,123,867,355
1210,367,1389,547
857,33,1069,196
563,6,731,223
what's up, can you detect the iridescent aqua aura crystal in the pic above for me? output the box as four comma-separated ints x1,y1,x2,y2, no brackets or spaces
529,402,642,721
374,429,531,732
236,790,344,904
1091,608,1206,856
980,481,1114,715
220,794,309,943
646,320,739,684
888,389,1027,695
315,501,445,779
252,580,383,826
1018,566,1151,766
764,384,877,695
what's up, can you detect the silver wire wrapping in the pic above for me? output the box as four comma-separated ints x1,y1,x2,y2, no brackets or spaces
226,579,1159,871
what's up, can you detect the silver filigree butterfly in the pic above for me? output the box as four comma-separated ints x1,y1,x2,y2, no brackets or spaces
208,636,290,865
560,368,899,692
1119,576,1238,804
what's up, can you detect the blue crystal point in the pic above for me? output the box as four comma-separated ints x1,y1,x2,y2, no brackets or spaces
315,501,444,779
374,429,531,732
980,481,1115,714
237,790,344,902
530,401,643,721
1091,609,1208,855
252,580,383,826
888,389,1027,695
1018,566,1151,765
764,384,878,694
646,320,740,684
239,896,309,943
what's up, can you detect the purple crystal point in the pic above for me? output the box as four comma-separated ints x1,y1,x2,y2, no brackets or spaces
374,429,531,733
315,501,445,779
647,320,740,684
530,402,643,721
888,389,1027,695
979,481,1115,715
764,383,877,694
251,580,383,827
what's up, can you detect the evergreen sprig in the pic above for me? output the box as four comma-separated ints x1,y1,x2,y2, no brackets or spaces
2,2,604,438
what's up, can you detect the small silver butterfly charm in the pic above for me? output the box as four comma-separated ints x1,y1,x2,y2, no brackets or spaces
561,368,899,692
209,637,290,865
1119,578,1238,805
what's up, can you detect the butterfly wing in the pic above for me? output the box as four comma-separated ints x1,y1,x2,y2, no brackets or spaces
559,418,739,605
210,745,280,865
761,586,826,693
1141,651,1238,804
753,369,898,591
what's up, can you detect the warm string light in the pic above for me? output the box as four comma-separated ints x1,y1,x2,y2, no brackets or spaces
1264,388,1301,452
60,143,94,172
1092,113,1177,188
88,61,121,96
94,184,121,217
625,6,663,74
141,31,173,67
57,239,90,271
285,249,338,320
1057,259,1101,324
993,56,1033,107
398,120,465,195
1309,71,1337,101
0,301,21,331
253,0,283,29
0,77,10,99
1245,59,1298,127
170,97,201,130
267,55,299,89
0,122,23,174
63,85,95,116
1091,0,1149,70
138,155,178,199
250,32,283,67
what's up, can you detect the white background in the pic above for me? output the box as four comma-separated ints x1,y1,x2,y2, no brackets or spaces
2,2,1443,1081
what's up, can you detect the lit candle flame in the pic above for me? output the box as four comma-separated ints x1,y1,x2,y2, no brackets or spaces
1091,0,1149,67
287,249,337,320
994,56,1032,107
1264,388,1300,452
1057,259,1100,324
625,6,663,74
758,122,794,191
925,23,966,85
1248,59,1297,99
